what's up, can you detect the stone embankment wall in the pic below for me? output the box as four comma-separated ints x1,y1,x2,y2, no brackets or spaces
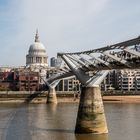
0,90,140,103
103,90,140,95
0,91,80,103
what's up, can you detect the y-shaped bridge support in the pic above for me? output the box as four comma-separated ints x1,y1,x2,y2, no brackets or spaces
46,71,74,104
46,80,60,104
61,54,109,134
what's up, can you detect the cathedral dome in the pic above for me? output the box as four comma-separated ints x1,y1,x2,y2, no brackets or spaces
26,30,48,67
29,42,46,52
29,42,46,56
28,30,47,56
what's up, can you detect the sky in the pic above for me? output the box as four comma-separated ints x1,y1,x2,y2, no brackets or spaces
0,0,140,66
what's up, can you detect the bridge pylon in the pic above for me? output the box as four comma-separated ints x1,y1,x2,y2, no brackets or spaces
60,54,108,134
47,87,57,104
75,85,108,134
46,80,59,104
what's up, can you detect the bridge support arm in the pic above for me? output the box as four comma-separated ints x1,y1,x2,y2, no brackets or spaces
124,48,140,57
103,51,130,67
89,54,111,68
61,55,91,85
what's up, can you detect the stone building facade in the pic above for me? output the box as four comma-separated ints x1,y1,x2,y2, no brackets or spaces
0,71,39,91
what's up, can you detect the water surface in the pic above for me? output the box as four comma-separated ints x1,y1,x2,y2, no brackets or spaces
0,103,140,140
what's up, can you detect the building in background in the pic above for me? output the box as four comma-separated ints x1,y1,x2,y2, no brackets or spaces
101,70,117,91
56,78,80,92
116,69,140,91
50,57,57,67
102,69,140,91
0,70,39,91
50,57,62,67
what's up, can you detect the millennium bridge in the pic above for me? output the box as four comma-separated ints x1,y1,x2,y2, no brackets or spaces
34,36,140,134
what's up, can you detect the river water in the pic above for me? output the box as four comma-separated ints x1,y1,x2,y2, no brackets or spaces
0,103,140,140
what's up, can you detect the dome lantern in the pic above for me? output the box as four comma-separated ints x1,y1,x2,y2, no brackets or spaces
35,29,40,42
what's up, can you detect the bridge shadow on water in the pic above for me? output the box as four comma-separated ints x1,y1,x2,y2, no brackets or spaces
32,127,74,133
24,91,46,103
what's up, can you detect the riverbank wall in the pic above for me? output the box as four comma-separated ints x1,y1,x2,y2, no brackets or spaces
0,91,79,103
0,91,140,103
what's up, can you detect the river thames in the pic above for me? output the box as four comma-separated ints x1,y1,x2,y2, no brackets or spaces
0,103,140,140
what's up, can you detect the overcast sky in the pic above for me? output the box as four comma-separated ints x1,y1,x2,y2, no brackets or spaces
0,0,140,66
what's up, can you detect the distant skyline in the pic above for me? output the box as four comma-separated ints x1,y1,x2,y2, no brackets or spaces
0,0,140,66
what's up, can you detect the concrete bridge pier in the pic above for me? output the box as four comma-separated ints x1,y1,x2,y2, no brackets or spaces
47,87,57,104
75,85,108,134
46,80,60,104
